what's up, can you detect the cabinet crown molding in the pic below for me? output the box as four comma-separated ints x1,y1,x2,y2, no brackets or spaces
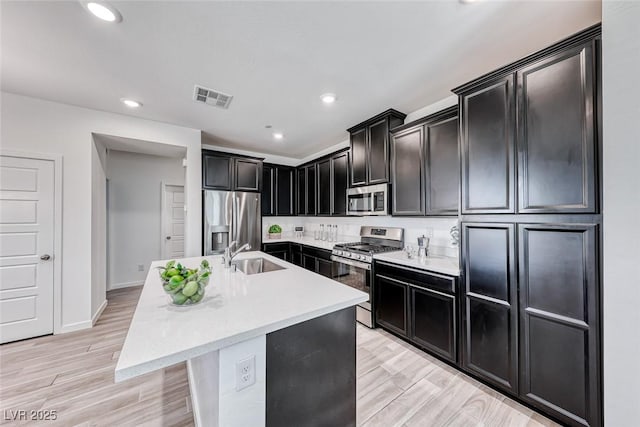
452,23,601,95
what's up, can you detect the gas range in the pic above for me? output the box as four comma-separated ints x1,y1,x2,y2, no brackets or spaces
331,226,404,265
332,242,401,264
331,226,403,328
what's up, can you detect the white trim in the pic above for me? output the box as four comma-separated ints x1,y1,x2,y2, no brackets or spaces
0,149,64,336
108,280,144,290
160,181,185,259
92,300,108,325
59,320,92,334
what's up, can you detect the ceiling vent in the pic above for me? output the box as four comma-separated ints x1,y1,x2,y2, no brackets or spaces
193,85,233,109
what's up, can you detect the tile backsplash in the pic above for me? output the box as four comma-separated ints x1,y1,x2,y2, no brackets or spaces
262,216,460,258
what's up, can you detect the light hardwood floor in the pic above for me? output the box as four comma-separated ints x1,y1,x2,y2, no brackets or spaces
0,287,559,427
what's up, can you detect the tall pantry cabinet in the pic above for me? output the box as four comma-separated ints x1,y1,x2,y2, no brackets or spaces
454,25,602,427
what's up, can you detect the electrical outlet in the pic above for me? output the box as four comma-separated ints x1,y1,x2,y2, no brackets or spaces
137,264,144,272
235,355,255,391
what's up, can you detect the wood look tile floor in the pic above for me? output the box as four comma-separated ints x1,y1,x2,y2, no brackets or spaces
0,287,560,427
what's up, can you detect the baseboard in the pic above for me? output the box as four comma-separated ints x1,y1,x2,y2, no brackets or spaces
92,300,108,325
108,280,144,290
58,320,92,334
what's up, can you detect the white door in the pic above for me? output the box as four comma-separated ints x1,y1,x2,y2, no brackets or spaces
162,185,184,259
0,155,55,343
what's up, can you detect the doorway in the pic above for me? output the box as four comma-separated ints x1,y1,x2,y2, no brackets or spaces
0,153,61,343
161,183,185,259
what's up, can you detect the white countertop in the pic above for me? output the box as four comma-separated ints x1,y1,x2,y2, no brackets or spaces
373,251,461,276
115,251,368,382
262,236,356,251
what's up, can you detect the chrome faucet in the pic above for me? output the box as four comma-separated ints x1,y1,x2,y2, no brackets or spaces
224,241,251,268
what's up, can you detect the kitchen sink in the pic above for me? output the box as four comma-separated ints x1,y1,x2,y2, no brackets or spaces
232,257,286,275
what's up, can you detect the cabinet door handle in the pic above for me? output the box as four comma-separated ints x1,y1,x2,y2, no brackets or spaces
40,254,51,261
166,236,172,240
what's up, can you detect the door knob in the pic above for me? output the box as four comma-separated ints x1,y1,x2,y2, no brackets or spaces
166,236,171,240
40,254,51,261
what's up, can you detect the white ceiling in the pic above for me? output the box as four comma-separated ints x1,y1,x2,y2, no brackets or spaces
1,1,601,159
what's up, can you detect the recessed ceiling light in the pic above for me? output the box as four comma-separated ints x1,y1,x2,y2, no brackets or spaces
83,1,122,23
321,93,337,104
273,132,284,140
121,98,142,108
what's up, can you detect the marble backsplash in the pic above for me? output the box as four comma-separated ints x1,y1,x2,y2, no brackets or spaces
262,216,460,258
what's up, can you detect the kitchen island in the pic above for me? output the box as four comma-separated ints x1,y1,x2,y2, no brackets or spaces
115,251,368,427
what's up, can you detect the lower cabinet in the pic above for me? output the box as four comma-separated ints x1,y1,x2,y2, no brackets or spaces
290,244,302,267
461,223,518,394
374,275,409,336
262,243,290,262
411,286,456,362
302,246,333,278
374,262,457,364
461,221,602,427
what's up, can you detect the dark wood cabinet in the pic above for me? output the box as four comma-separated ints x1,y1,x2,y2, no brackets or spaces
203,150,262,192
367,119,391,184
261,164,275,216
296,149,349,218
425,112,459,215
331,151,349,216
276,166,295,216
350,128,367,187
411,286,456,362
234,158,261,192
517,43,597,213
290,244,302,267
518,223,600,427
461,223,518,394
261,164,295,216
305,165,316,215
374,262,458,363
296,168,306,215
348,109,406,187
301,246,333,277
391,126,425,216
297,165,316,216
203,152,233,190
317,158,331,216
390,106,459,217
459,76,516,214
375,274,409,337
262,242,290,262
455,27,600,216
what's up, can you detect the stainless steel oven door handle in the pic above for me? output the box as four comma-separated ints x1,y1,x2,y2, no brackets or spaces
331,256,371,271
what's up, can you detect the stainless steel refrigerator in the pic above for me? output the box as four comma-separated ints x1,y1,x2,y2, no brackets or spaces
203,191,261,255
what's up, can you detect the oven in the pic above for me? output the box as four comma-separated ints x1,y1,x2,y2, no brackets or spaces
347,183,388,216
331,255,373,327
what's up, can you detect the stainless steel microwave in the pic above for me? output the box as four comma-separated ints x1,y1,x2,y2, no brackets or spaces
347,183,389,216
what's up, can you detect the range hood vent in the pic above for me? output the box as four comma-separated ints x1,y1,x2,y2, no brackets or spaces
193,85,233,109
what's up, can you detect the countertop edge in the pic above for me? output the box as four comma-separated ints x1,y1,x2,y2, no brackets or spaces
114,293,367,382
372,253,461,277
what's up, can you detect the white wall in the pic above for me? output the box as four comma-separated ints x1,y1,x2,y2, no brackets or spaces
91,138,108,320
602,2,640,425
107,150,184,289
0,92,202,332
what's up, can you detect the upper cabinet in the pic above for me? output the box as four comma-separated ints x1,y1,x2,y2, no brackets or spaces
261,164,295,216
297,164,316,216
297,149,350,217
203,150,262,192
331,151,349,216
390,107,459,217
459,76,516,214
347,109,406,187
454,26,600,215
517,43,597,213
